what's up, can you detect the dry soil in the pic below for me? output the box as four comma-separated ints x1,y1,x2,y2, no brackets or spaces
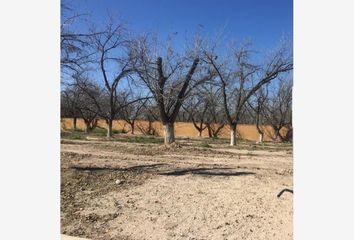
61,134,293,240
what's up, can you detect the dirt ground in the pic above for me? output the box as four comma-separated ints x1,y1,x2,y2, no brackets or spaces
61,133,293,240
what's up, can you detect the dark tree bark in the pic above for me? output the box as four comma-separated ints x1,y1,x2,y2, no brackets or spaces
72,117,77,130
206,123,225,138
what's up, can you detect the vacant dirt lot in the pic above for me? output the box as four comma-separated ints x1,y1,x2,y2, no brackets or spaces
61,132,293,240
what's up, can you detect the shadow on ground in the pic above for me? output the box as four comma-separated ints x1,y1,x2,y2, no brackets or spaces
71,163,167,172
160,167,255,177
70,164,255,177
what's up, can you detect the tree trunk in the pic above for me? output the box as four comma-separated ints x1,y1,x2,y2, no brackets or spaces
148,121,152,135
207,124,213,138
192,122,203,138
275,128,282,142
92,119,98,131
230,124,237,146
213,124,225,138
107,120,113,138
256,120,263,143
83,119,90,134
72,117,77,130
284,127,293,142
163,122,175,144
131,121,135,135
84,122,89,134
258,133,264,143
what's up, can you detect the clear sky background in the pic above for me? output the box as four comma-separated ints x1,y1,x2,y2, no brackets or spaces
67,0,293,52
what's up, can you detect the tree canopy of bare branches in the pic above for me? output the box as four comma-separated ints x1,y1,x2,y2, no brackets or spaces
131,35,215,144
61,82,101,132
203,40,293,145
60,10,293,145
119,90,148,134
71,18,152,137
263,78,293,141
247,85,269,142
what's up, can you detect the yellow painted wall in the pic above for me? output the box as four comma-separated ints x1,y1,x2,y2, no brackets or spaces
60,118,289,142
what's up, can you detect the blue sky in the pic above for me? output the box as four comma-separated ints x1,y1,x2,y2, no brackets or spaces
62,0,293,90
67,0,293,51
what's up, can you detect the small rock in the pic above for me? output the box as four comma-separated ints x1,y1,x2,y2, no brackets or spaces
115,179,124,185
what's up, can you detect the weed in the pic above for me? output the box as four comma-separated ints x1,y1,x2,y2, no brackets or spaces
117,136,164,144
113,129,127,134
61,131,85,140
199,142,211,148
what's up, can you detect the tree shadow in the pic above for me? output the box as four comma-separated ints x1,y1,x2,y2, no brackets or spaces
70,163,167,172
160,167,255,177
70,164,255,177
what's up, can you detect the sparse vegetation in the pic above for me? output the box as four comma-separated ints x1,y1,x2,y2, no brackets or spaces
117,135,164,144
198,141,212,148
60,1,293,240
61,134,292,239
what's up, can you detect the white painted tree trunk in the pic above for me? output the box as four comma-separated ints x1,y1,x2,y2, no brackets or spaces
259,133,264,143
230,127,236,146
107,120,113,138
198,130,202,137
163,123,175,144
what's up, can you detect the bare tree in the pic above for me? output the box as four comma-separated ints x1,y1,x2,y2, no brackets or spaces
83,18,136,137
76,83,101,133
247,86,269,142
182,83,226,138
137,101,159,136
263,78,292,141
120,91,148,134
182,89,209,137
61,3,102,133
60,2,96,78
131,35,214,144
203,40,293,145
61,81,101,133
61,86,80,130
175,108,191,122
284,112,293,142
202,85,227,138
